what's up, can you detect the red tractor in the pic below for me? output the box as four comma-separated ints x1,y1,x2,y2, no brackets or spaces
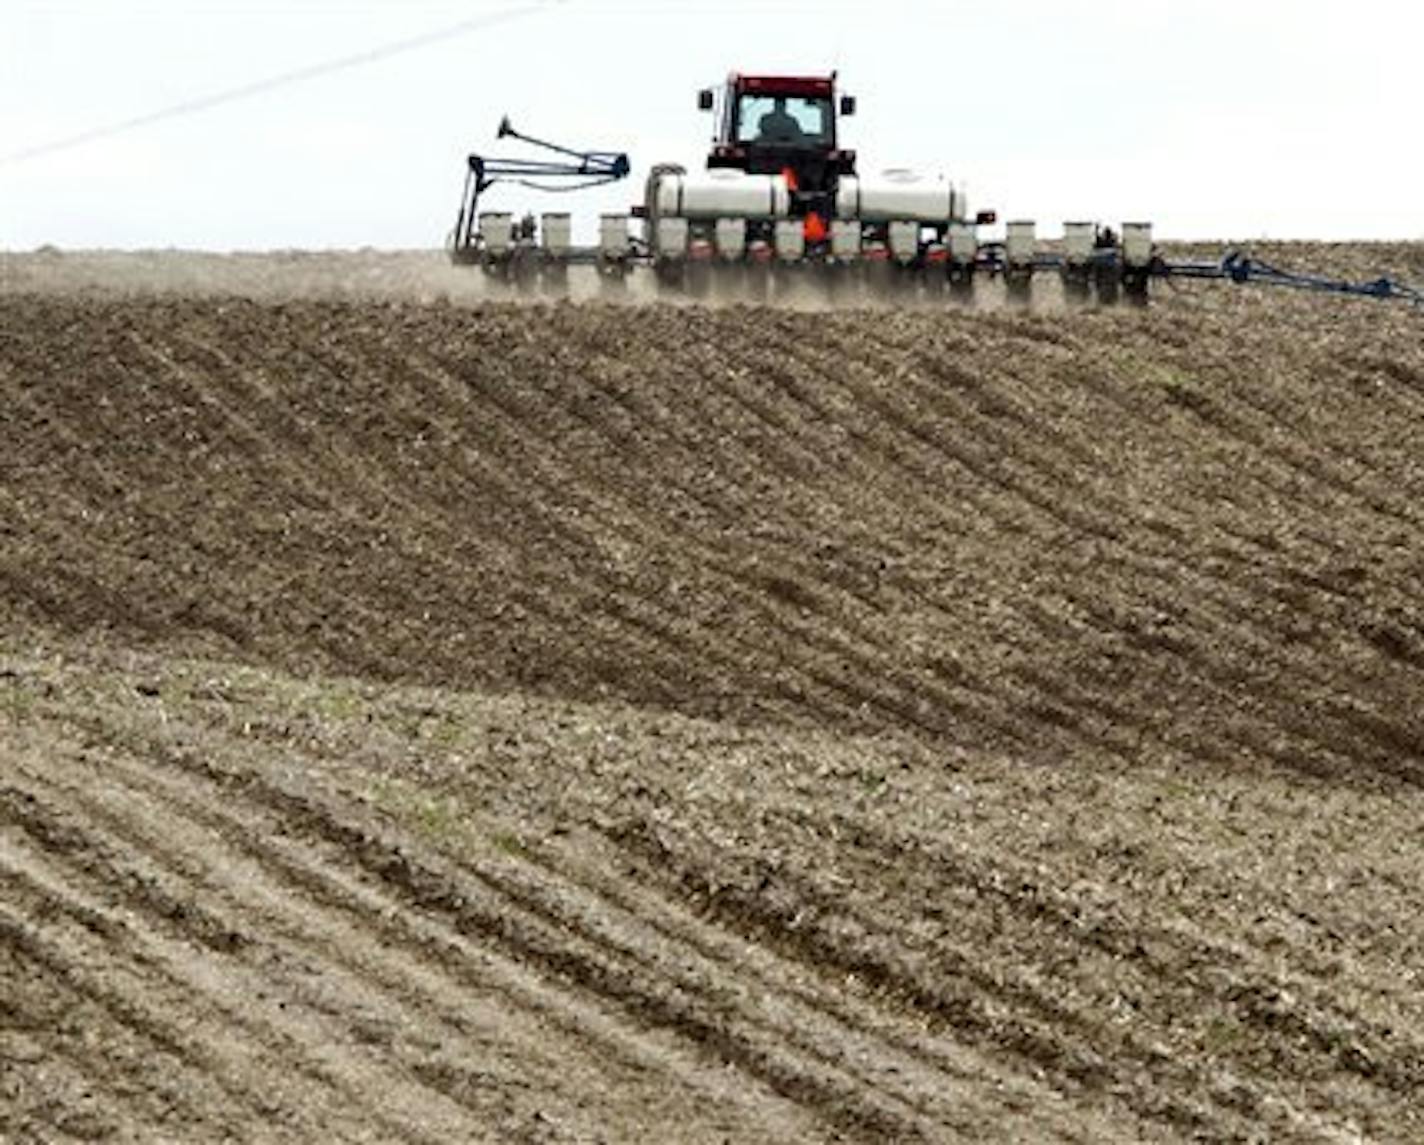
638,71,988,274
699,74,859,224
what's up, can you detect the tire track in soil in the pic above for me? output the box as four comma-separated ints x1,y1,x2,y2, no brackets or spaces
4,731,840,1143
410,331,988,745
821,317,1424,780
0,882,336,1142
763,321,1277,770
183,748,1082,1141
602,818,1242,1139
605,795,1423,1142
507,315,1086,753
281,311,819,715
516,831,1123,1140
1,784,477,1144
158,315,628,687
835,815,1424,1096
12,708,1118,1143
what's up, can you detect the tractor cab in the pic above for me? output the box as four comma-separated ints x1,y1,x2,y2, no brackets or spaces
698,74,858,200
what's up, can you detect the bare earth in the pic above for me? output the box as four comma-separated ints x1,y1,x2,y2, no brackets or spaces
2,247,1423,1142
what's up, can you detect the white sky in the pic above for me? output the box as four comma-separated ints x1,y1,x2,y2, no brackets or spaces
2,0,1420,249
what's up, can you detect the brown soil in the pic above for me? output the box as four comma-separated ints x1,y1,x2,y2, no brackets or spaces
3,248,1424,1142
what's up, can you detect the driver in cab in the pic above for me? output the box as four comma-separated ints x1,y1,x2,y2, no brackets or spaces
757,97,804,144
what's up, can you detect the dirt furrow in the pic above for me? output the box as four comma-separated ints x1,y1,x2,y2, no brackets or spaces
409,340,979,740
5,729,836,1142
31,697,1061,1140
0,779,480,1143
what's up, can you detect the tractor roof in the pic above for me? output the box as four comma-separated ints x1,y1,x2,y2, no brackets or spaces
728,74,835,98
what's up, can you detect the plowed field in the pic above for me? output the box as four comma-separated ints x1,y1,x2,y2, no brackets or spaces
3,248,1424,1142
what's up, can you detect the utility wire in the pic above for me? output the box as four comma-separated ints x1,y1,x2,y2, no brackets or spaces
0,2,564,167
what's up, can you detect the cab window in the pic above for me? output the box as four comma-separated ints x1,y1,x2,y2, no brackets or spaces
735,95,831,146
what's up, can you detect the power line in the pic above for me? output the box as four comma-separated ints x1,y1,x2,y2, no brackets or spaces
0,2,564,168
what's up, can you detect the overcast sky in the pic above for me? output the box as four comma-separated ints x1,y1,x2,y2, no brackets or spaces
3,0,1420,249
